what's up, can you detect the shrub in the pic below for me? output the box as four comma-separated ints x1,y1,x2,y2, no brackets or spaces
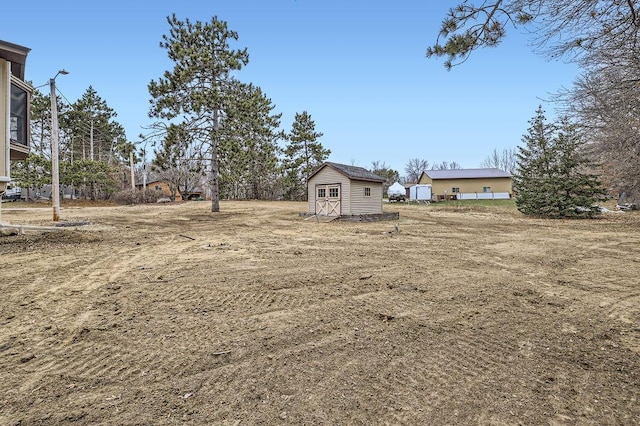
112,189,165,205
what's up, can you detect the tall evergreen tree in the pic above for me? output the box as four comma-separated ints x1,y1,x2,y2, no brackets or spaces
219,82,282,200
553,118,606,216
282,111,329,200
148,14,249,213
62,86,124,163
28,88,55,158
58,86,128,199
514,106,558,216
514,106,605,218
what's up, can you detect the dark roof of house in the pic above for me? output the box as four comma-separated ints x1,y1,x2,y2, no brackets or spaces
0,39,30,80
310,162,386,183
422,168,512,180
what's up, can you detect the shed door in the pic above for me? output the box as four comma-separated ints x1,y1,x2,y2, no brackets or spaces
315,184,341,216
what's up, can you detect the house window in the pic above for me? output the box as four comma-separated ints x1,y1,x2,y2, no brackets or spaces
451,187,460,193
10,82,29,146
317,188,326,198
483,186,491,193
155,185,162,191
329,187,339,198
364,187,371,197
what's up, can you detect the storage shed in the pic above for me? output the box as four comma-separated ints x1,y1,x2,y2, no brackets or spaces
307,162,386,216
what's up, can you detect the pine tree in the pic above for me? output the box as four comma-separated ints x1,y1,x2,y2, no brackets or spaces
514,106,556,216
148,15,249,213
28,88,54,158
514,106,605,218
282,111,329,200
218,82,282,200
553,118,605,217
62,86,124,163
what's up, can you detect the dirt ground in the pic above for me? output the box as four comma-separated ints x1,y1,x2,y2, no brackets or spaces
0,200,638,425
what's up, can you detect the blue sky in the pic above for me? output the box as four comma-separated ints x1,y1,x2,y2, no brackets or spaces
4,0,578,176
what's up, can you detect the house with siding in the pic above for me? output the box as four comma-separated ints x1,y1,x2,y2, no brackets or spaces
418,168,512,200
307,162,386,216
1,40,31,196
141,180,183,201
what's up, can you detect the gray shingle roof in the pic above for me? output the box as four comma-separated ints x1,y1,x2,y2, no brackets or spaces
425,168,511,180
311,162,386,183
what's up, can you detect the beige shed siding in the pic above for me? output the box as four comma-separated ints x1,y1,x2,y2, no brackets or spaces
418,176,512,196
308,167,351,214
349,180,383,214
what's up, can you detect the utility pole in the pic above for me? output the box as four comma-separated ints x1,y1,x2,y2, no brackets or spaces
50,69,68,222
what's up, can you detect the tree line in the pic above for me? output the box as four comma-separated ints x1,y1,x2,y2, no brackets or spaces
14,3,624,219
12,14,472,208
12,86,133,201
12,16,333,207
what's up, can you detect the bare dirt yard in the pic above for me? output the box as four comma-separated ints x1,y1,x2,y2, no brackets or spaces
0,200,638,425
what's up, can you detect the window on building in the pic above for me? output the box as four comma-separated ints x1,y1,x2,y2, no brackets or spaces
451,187,460,193
483,186,491,193
364,187,371,197
155,185,162,191
10,82,29,146
329,187,339,198
317,188,326,198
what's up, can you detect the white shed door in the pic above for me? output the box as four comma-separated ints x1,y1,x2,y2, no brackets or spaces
315,184,341,216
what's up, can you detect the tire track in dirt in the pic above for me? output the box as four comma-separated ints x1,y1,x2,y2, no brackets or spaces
3,202,640,424
3,235,167,411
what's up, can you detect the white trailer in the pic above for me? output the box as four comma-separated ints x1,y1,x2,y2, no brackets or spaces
409,184,432,202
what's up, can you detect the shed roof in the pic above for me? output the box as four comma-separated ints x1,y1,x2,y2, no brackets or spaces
0,39,30,80
422,168,511,180
310,162,386,183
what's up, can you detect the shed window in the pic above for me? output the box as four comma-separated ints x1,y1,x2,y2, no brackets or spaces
364,187,371,197
483,186,491,193
329,187,339,198
317,188,326,198
451,187,460,193
10,82,29,146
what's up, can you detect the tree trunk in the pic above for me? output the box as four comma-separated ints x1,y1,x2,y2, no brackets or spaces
210,109,220,212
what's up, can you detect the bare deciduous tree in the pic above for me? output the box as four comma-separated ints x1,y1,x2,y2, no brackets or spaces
404,158,429,183
562,57,640,199
431,161,462,170
480,148,518,174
